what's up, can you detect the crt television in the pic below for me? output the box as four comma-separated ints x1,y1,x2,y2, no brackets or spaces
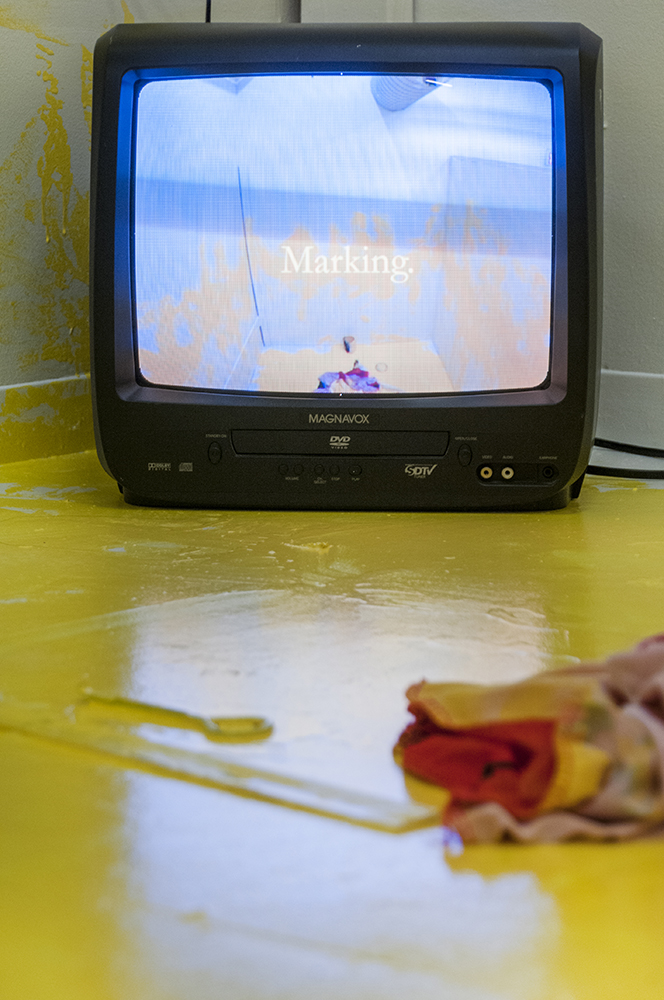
90,22,602,511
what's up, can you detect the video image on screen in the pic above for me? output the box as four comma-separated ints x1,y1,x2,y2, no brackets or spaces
133,72,554,395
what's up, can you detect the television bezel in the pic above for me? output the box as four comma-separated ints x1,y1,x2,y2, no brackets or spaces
90,21,602,510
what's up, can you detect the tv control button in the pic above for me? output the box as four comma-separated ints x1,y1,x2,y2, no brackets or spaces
208,442,222,464
278,463,289,475
330,465,340,475
314,464,325,475
457,444,472,466
293,463,304,475
349,464,362,476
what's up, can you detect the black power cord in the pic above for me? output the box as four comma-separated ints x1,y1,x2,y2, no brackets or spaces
587,438,664,479
205,0,211,22
595,437,664,460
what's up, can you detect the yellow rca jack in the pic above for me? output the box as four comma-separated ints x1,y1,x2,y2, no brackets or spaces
501,466,515,480
479,465,494,480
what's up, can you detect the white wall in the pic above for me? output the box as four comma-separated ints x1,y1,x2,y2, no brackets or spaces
412,0,664,448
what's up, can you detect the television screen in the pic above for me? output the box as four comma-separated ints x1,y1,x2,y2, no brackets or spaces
133,72,554,396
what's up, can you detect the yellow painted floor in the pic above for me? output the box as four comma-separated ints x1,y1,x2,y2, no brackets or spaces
2,449,664,1000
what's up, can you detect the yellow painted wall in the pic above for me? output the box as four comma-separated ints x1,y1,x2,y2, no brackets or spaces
0,0,295,464
0,3,121,461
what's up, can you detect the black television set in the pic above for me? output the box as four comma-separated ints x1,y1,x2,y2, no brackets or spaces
90,21,602,511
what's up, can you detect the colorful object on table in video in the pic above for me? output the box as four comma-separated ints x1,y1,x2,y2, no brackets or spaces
316,361,380,393
395,633,664,843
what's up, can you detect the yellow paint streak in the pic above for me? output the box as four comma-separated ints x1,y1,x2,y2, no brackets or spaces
78,694,274,743
121,1,136,24
80,46,93,143
0,6,66,44
37,47,72,237
29,42,90,372
0,39,90,392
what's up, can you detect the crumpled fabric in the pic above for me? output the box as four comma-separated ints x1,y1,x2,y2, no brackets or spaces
316,364,380,393
394,634,664,843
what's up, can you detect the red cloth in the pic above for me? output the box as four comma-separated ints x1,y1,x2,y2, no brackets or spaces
400,710,557,820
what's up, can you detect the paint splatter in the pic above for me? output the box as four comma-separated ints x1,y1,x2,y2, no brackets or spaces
0,6,65,45
0,35,90,382
80,46,93,144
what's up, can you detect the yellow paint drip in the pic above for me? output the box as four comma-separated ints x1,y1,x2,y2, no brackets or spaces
121,1,136,24
33,40,89,369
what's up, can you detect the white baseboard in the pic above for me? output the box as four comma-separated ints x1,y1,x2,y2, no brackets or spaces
597,369,664,450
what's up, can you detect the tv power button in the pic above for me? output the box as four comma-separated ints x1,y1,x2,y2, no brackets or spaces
208,442,222,464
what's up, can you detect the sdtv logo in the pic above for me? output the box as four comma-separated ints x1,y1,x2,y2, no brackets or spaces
405,463,437,479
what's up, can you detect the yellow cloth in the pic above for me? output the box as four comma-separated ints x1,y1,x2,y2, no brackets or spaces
539,737,610,812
